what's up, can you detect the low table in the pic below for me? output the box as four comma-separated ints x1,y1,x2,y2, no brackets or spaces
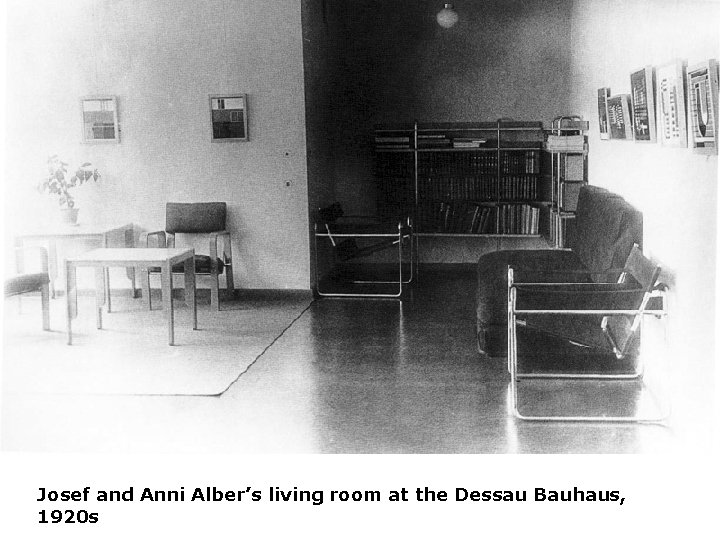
65,248,197,346
15,222,137,310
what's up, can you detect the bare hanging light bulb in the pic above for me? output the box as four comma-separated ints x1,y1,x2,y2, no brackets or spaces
436,3,459,28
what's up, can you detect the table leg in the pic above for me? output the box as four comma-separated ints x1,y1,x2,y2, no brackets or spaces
102,234,112,313
95,267,105,329
14,238,24,313
184,256,197,330
14,237,24,272
48,239,58,299
66,261,77,345
162,263,175,345
125,228,138,297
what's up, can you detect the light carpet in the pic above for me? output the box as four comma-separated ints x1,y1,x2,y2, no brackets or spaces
2,292,312,396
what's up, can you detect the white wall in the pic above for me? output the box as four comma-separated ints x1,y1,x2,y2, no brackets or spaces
567,0,719,441
4,0,310,290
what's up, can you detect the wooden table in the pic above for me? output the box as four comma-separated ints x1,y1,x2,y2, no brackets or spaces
65,248,196,346
15,222,136,311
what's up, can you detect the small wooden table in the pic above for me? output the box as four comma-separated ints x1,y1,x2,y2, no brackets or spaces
65,248,197,346
15,222,137,310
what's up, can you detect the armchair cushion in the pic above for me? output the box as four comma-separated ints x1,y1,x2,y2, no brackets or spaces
512,281,648,312
150,255,225,275
5,272,50,297
514,323,639,374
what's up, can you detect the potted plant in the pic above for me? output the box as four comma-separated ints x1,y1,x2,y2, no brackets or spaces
38,155,101,224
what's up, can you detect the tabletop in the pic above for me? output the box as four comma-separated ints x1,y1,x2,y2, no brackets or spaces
67,247,194,265
16,222,134,238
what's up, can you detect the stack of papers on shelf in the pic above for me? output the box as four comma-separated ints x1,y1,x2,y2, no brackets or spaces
545,135,585,151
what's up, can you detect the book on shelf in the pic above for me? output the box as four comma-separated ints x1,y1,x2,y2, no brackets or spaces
375,144,411,150
375,136,411,143
418,139,452,148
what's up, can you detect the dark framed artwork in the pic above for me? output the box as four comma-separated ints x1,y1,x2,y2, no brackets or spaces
686,59,719,154
80,95,119,143
630,66,656,142
597,87,611,140
607,94,633,140
656,60,688,147
209,94,248,142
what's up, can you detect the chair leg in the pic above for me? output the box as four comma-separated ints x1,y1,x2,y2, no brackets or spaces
224,240,235,298
141,269,152,310
41,283,50,331
225,268,235,299
210,269,220,311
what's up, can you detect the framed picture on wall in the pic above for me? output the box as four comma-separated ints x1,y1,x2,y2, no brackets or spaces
630,66,656,142
607,94,633,140
655,60,688,147
686,59,719,154
597,87,611,140
80,95,119,143
209,94,249,142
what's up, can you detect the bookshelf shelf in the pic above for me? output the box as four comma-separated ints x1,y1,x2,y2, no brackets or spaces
374,119,548,238
543,116,590,248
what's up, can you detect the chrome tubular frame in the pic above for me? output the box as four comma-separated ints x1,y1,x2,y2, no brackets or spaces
314,218,414,298
507,266,670,423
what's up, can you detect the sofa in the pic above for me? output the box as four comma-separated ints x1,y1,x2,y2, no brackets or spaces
475,185,643,357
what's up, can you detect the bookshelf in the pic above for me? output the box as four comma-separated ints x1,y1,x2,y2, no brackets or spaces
543,117,589,248
374,120,547,239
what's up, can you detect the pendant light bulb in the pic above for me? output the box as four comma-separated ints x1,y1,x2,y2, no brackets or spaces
437,3,459,28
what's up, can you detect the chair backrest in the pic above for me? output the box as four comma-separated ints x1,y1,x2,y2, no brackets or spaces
316,202,344,225
568,186,643,282
603,244,661,357
166,202,226,233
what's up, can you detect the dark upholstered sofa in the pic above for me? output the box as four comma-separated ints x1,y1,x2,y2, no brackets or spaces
476,185,643,357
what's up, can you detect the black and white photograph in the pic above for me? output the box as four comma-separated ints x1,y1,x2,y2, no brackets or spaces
1,1,718,538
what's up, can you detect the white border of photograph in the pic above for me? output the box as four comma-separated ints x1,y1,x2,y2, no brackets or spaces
655,60,688,147
686,59,719,154
630,66,656,142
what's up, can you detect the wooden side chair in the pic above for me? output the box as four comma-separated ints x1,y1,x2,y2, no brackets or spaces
5,247,51,330
140,202,234,310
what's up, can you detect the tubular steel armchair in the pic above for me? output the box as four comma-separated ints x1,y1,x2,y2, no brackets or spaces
5,246,51,330
140,202,233,310
507,244,668,422
313,203,413,298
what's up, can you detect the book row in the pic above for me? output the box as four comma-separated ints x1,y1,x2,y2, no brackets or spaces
416,175,539,201
417,201,540,235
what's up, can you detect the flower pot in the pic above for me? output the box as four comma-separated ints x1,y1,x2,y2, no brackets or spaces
60,208,79,225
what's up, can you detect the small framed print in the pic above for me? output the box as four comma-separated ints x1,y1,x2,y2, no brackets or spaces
686,59,719,154
597,87,611,140
607,94,633,140
656,60,688,147
80,95,119,143
210,94,248,142
630,66,656,142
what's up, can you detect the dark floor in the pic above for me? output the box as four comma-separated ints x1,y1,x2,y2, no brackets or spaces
1,267,700,453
